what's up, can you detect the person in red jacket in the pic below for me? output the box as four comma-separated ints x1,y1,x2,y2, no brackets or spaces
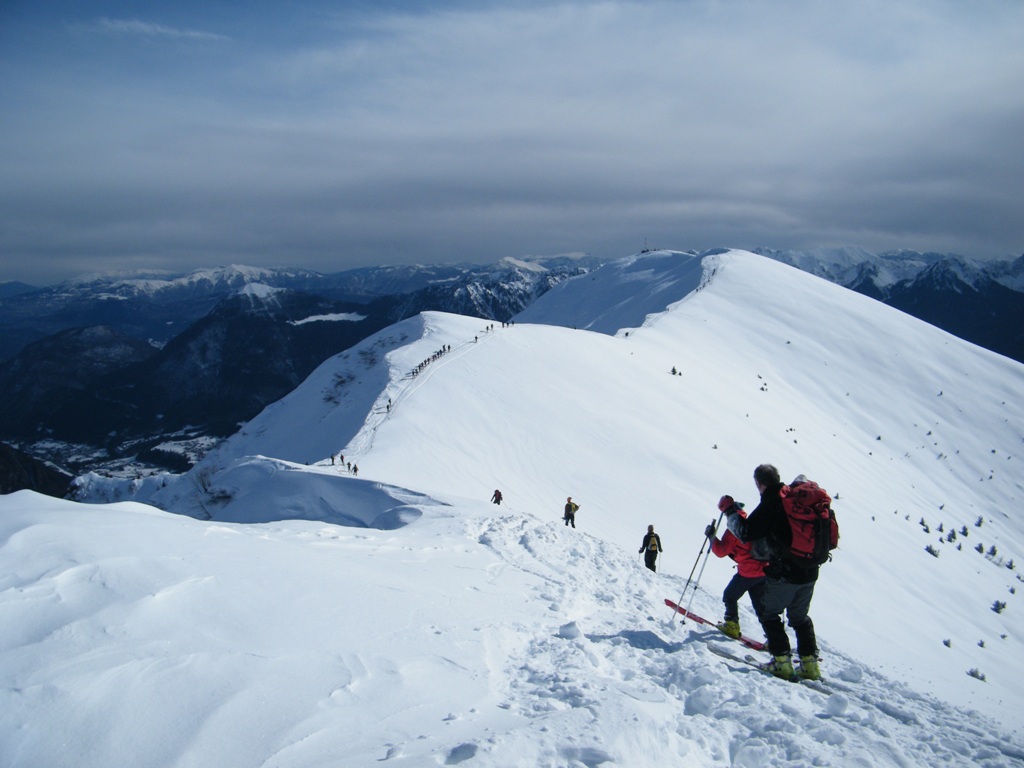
705,505,766,641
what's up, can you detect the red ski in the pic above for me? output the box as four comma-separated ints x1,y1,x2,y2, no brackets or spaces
664,598,766,651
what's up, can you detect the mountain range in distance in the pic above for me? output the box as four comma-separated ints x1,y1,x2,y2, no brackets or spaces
0,247,1021,483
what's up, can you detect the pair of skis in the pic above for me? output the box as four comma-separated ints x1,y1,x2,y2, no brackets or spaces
666,598,832,690
705,642,833,692
665,580,838,691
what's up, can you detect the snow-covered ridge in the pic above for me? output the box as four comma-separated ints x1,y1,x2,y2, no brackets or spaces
58,263,323,297
514,249,709,335
755,246,1024,293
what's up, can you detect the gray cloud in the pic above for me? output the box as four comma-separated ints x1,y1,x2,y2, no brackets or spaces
2,0,1022,285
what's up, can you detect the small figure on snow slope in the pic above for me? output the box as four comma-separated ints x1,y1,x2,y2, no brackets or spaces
564,497,579,528
705,509,765,641
722,464,830,681
491,489,503,505
639,525,663,572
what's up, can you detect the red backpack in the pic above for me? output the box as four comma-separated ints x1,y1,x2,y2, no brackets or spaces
779,479,839,565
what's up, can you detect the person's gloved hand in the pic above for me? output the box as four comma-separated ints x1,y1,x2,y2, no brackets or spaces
704,523,717,539
718,495,737,513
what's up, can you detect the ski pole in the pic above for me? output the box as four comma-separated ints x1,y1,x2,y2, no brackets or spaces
674,516,715,605
672,512,723,622
673,537,706,614
683,522,718,619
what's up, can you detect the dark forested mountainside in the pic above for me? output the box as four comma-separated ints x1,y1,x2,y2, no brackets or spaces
0,442,71,498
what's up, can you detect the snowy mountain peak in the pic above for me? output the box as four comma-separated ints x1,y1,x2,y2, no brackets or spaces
495,256,550,273
515,248,709,334
236,282,284,300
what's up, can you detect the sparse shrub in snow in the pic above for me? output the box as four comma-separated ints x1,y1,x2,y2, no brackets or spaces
992,600,1007,614
925,545,940,558
943,639,952,648
967,668,987,682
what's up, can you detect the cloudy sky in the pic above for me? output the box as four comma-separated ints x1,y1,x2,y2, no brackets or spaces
2,0,1022,285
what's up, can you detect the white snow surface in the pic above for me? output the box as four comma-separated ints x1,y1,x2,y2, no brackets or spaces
238,282,284,300
8,249,1024,767
289,312,368,326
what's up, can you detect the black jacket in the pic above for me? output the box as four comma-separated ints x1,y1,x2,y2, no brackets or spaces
727,482,818,584
640,532,662,553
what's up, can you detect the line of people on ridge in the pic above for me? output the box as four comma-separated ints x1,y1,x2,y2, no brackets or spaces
492,463,826,682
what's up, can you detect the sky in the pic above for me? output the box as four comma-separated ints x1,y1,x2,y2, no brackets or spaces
13,249,1023,765
2,0,1023,286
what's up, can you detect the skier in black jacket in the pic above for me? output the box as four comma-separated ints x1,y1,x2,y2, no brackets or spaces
638,525,663,572
721,463,820,681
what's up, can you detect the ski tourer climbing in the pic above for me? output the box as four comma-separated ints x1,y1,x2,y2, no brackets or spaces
705,509,766,641
721,464,825,681
491,489,503,505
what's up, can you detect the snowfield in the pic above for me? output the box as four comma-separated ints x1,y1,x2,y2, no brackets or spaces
5,249,1024,766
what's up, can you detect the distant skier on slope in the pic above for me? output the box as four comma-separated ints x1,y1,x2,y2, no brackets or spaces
564,497,579,528
705,508,766,641
721,464,823,681
491,489,503,505
638,525,663,572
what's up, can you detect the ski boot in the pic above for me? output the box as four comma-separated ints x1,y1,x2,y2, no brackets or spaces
765,654,795,680
717,620,741,639
798,655,821,681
